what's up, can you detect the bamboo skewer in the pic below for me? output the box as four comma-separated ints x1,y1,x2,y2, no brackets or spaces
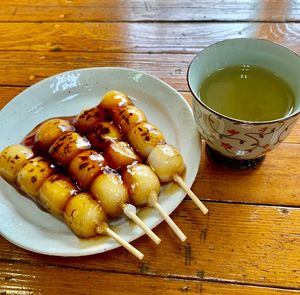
123,204,161,245
148,191,187,242
97,225,144,260
173,174,208,215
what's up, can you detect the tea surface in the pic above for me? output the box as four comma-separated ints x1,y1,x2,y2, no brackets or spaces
199,65,295,121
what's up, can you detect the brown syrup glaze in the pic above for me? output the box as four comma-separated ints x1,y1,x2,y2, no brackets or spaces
21,116,76,150
19,101,181,197
76,106,107,134
1,96,182,244
19,116,82,194
20,104,180,193
19,113,123,195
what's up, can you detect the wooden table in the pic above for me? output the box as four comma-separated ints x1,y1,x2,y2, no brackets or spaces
1,1,300,294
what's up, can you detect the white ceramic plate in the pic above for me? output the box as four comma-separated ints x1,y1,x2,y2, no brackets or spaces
0,67,201,257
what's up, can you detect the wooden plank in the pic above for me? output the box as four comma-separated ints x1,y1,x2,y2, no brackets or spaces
195,142,300,205
0,22,299,53
1,262,299,295
0,201,300,289
0,0,300,22
0,52,192,91
0,86,23,107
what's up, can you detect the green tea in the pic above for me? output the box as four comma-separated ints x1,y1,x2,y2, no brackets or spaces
199,65,295,121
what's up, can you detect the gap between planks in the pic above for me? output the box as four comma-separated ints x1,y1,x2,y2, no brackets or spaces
0,20,300,24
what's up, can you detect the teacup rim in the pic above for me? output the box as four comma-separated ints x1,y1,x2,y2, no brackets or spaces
187,37,300,125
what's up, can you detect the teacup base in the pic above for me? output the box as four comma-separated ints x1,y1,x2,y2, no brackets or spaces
206,145,265,169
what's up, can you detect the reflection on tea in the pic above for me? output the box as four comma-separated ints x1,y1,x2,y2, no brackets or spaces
199,65,295,121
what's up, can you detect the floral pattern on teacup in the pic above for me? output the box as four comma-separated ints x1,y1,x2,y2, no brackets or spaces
193,100,299,160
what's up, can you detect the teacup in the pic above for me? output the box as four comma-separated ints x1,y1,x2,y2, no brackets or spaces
188,38,300,168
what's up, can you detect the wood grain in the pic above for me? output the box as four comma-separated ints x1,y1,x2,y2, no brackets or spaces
1,201,300,289
0,0,300,22
0,86,23,107
0,52,191,91
194,142,300,205
0,22,299,53
1,262,299,295
1,49,300,98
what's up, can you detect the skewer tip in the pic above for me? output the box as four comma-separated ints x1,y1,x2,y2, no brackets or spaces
97,224,144,260
148,192,187,242
173,174,209,215
123,204,161,245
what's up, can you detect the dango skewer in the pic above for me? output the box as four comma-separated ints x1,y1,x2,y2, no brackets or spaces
71,111,163,244
102,138,186,241
101,90,208,215
0,144,144,260
77,116,184,242
75,92,188,240
39,171,144,259
90,171,161,245
129,122,208,215
83,158,158,245
123,164,187,242
79,123,186,241
148,144,209,215
45,127,161,245
63,192,143,260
